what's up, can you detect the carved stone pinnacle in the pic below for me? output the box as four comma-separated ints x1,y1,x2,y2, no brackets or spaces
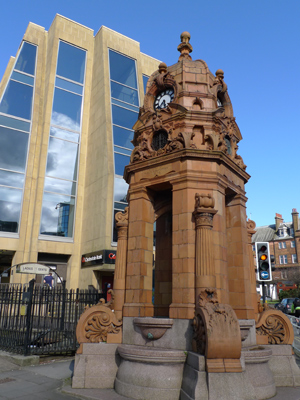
177,31,193,61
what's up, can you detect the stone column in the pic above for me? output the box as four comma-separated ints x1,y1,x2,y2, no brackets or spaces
247,218,259,317
114,207,129,321
123,188,154,318
193,194,217,299
226,194,255,320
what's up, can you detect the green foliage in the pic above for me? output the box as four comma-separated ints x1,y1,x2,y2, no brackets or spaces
279,289,300,301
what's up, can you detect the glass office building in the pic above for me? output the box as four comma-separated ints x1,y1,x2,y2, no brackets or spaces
0,15,159,289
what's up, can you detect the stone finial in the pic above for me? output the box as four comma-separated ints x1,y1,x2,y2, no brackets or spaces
177,31,193,61
158,62,167,74
180,31,191,44
215,69,224,80
213,69,227,93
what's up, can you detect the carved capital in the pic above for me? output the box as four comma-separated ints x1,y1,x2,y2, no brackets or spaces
115,207,129,229
193,193,217,228
194,212,215,229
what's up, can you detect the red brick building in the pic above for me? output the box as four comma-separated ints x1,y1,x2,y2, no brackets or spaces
252,209,300,296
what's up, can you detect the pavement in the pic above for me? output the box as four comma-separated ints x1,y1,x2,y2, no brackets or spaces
0,352,299,399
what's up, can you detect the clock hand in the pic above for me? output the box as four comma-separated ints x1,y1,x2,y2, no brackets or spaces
160,99,167,108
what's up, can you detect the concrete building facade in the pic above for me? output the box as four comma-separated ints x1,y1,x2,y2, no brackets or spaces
0,15,159,289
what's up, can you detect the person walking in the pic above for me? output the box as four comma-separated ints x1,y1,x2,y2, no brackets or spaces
43,272,54,288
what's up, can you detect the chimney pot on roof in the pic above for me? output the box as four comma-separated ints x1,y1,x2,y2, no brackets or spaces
292,208,299,231
275,213,283,231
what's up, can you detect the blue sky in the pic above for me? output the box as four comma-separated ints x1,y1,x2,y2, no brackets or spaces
1,0,299,228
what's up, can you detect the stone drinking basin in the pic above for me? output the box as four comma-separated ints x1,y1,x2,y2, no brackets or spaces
133,317,174,340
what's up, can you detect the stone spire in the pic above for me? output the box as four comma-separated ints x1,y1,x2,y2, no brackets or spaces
177,31,193,61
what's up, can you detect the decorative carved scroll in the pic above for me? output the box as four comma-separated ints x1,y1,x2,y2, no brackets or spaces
211,69,227,95
115,207,129,230
195,193,215,209
193,289,242,373
247,218,256,231
76,291,123,353
256,309,294,345
154,63,176,93
130,117,197,163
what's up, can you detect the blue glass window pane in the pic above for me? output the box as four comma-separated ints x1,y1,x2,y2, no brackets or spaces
11,71,34,86
143,75,149,94
0,126,29,172
0,80,33,120
44,177,76,196
0,115,30,132
110,82,138,106
46,137,79,181
51,88,82,131
50,127,79,142
113,126,133,149
114,146,132,156
114,203,127,210
40,192,75,237
56,41,86,84
0,186,22,232
114,153,130,176
0,170,24,189
114,177,128,203
15,42,37,76
112,105,138,130
55,77,83,95
111,99,138,112
109,50,137,88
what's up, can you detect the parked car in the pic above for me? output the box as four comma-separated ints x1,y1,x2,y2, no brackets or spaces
276,298,295,315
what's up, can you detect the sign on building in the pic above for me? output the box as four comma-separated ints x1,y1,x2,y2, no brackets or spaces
16,263,50,275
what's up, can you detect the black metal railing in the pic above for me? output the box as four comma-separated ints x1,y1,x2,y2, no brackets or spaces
0,281,104,355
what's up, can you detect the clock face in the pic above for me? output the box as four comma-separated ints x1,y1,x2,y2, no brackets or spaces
154,89,174,109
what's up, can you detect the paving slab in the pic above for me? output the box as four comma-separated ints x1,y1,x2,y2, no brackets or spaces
0,351,300,399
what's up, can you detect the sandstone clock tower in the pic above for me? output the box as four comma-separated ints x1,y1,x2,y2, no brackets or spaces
74,32,297,400
120,31,256,322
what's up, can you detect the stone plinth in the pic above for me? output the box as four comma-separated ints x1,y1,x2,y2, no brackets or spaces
265,344,300,387
242,346,276,400
180,352,208,400
72,343,120,389
239,319,256,347
115,344,186,400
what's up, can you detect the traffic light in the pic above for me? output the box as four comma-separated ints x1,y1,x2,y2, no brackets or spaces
255,242,272,282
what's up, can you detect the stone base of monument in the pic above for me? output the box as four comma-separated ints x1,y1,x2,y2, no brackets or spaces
115,344,186,400
180,352,208,400
180,351,257,400
242,346,276,400
265,344,300,387
72,343,120,389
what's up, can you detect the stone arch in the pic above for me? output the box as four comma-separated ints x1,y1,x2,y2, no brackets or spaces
192,97,204,111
